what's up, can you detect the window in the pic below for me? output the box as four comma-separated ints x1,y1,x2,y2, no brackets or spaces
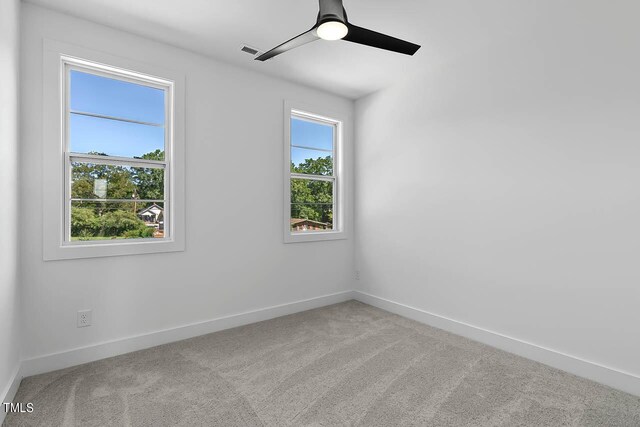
284,103,345,243
64,61,171,243
43,40,185,260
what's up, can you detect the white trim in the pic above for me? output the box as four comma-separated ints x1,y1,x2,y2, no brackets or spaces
69,153,166,168
0,363,23,424
284,100,347,244
12,290,639,405
62,57,172,247
42,39,186,260
352,291,640,397
290,173,334,182
60,55,172,88
20,291,356,378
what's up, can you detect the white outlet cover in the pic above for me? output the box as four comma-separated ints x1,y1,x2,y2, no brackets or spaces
77,309,92,328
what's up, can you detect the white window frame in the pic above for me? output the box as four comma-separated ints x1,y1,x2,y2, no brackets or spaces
284,101,346,243
43,40,185,260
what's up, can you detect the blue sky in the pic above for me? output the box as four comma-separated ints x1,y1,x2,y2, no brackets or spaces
70,70,165,158
70,70,334,163
290,118,333,168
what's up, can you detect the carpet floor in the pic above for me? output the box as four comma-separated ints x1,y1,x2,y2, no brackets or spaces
5,301,640,426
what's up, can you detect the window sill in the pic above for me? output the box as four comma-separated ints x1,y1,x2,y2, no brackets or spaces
44,238,184,261
284,230,347,244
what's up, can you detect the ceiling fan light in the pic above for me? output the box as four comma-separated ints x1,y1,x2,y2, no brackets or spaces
317,21,348,41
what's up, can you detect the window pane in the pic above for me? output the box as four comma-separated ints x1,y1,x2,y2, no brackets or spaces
71,161,165,200
291,204,334,232
71,201,165,241
70,70,165,124
291,147,333,175
291,117,333,151
69,114,165,159
291,178,334,232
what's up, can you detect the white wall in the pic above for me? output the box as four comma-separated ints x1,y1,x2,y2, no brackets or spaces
20,4,354,364
355,0,640,381
0,0,22,406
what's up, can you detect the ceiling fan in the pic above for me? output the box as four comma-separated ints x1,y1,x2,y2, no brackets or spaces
255,0,421,61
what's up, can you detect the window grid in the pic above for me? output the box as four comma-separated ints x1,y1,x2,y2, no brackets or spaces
62,59,173,244
289,110,338,234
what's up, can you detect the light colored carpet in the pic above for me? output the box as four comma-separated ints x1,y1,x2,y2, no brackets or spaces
5,300,640,426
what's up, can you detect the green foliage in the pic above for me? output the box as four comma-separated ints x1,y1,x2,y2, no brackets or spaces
134,149,165,201
290,156,333,226
291,155,333,176
71,158,137,200
70,150,165,240
71,150,164,203
71,207,100,237
122,226,155,239
100,210,146,236
71,204,152,239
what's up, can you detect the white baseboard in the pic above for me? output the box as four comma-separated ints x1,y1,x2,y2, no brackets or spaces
353,291,640,397
1,363,23,425
14,289,640,401
21,290,355,378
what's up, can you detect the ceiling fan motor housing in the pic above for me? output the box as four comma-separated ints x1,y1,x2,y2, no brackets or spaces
317,0,348,25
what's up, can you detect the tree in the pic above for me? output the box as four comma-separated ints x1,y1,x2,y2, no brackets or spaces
70,150,165,239
70,206,100,238
291,156,333,176
290,156,334,226
100,210,147,236
71,155,137,201
133,149,165,203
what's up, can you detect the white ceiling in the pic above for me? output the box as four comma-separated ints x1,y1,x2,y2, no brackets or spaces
25,0,543,99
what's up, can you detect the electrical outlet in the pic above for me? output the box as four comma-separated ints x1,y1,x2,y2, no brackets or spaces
355,270,360,281
77,309,92,328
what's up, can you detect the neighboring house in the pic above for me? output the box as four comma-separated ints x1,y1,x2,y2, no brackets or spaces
290,218,330,231
138,203,163,225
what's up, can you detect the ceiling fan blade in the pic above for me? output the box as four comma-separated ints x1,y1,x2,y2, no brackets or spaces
255,28,319,61
343,24,420,56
